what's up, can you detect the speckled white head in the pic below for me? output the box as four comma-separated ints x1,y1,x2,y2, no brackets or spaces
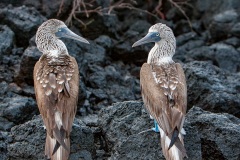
148,23,175,44
132,23,176,65
35,19,89,54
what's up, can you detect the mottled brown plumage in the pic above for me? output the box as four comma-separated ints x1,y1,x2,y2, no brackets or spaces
34,19,89,160
133,23,187,160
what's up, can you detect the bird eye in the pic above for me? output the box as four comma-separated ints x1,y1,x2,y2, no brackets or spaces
156,33,160,36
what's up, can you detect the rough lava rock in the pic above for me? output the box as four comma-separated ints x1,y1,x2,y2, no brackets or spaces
79,14,120,40
186,106,240,160
94,35,112,50
0,25,18,83
98,101,201,160
0,117,14,131
1,95,38,125
23,0,73,18
189,0,240,40
186,43,240,72
7,115,95,160
0,0,73,18
15,46,42,85
0,131,8,160
184,61,240,117
175,31,206,62
208,9,240,40
175,31,240,72
112,20,152,64
0,25,14,56
0,5,46,46
98,101,240,160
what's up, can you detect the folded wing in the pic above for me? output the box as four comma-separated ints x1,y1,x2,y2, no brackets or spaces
140,62,187,159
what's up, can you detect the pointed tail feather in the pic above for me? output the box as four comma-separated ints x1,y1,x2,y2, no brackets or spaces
45,134,70,160
168,127,179,150
52,126,69,152
159,128,187,160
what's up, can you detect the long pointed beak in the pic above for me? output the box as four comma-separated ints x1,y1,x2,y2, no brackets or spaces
57,27,90,44
132,33,155,47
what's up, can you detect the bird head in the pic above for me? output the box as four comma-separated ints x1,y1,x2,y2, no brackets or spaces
132,23,175,47
36,19,89,53
38,19,89,44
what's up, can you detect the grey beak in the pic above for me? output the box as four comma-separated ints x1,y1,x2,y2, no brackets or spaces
132,33,155,47
56,27,90,44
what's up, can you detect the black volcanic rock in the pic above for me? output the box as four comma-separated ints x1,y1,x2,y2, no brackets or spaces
7,116,95,160
0,81,8,98
189,0,240,41
186,107,240,160
0,131,8,160
175,32,240,72
1,95,38,124
0,5,46,46
0,25,14,56
185,43,240,72
98,101,201,159
112,20,152,64
222,37,240,48
15,46,42,85
98,101,240,160
208,9,240,40
24,0,73,18
184,61,240,117
231,22,240,37
82,62,140,114
0,117,14,131
0,0,73,18
78,14,120,40
174,31,207,62
94,35,112,50
0,25,17,83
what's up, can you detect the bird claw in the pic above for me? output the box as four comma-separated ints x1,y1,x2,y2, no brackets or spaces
152,127,160,133
152,120,160,133
72,123,81,128
181,128,186,135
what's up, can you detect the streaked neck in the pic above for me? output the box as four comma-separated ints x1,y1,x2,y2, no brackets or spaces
147,39,176,65
36,31,68,55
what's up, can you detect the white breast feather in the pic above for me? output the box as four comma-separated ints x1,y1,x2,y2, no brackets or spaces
157,57,173,65
152,72,160,84
49,50,59,57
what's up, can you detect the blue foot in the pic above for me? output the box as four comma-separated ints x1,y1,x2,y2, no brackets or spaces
152,120,160,133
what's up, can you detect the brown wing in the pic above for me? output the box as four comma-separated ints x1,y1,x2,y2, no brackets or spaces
140,62,187,144
33,55,79,157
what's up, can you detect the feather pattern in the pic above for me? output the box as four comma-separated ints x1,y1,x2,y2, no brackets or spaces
34,54,79,160
34,19,80,160
139,23,188,160
141,63,187,159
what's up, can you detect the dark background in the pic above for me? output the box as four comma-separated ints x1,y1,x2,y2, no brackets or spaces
0,0,239,159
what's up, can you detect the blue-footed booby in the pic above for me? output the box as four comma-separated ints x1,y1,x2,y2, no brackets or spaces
132,23,187,160
34,19,89,160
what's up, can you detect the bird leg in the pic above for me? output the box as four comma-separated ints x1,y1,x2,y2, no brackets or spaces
149,115,160,133
72,123,81,128
181,128,186,135
152,119,160,133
